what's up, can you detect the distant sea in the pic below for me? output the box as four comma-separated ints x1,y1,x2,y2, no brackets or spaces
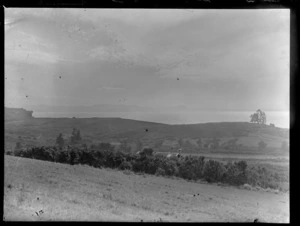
32,110,290,129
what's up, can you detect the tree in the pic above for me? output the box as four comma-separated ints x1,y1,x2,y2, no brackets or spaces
138,147,154,156
70,128,82,145
15,136,23,151
119,140,131,153
258,140,267,151
15,141,22,151
76,130,82,142
250,109,267,125
222,138,238,150
98,142,115,152
177,138,184,148
154,140,163,149
81,143,88,149
197,138,202,149
209,137,220,149
70,128,77,144
135,140,143,152
183,140,195,151
56,133,65,148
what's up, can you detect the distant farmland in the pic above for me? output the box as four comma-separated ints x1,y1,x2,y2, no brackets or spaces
5,117,289,155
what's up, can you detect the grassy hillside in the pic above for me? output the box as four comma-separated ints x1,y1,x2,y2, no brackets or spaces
5,117,289,154
4,155,289,222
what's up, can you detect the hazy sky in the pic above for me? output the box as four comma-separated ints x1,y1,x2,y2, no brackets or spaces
5,8,290,127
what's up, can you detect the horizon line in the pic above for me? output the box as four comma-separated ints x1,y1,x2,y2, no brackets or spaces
9,115,289,129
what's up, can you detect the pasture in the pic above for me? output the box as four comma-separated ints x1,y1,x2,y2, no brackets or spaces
4,155,289,222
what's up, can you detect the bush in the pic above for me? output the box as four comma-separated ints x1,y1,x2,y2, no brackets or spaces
241,183,253,190
91,149,105,167
98,142,115,152
140,147,154,156
203,160,226,183
77,149,95,166
140,158,156,175
13,148,22,157
161,160,178,176
10,145,288,192
6,150,13,156
182,156,205,180
131,159,145,172
245,165,282,190
119,161,132,170
223,162,247,186
155,167,166,176
113,151,126,168
55,150,69,163
69,149,79,165
177,164,191,180
103,151,116,168
235,160,247,173
27,147,54,161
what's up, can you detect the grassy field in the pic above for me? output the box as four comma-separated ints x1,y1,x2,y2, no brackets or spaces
4,155,289,222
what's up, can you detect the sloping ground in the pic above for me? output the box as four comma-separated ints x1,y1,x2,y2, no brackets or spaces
4,156,289,222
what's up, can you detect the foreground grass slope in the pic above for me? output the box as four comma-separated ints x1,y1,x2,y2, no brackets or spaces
4,156,289,222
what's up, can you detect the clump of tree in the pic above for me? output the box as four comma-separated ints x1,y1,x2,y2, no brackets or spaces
11,145,287,191
250,109,267,125
222,138,239,150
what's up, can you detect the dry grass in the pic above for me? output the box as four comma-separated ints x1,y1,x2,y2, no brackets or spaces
4,155,289,222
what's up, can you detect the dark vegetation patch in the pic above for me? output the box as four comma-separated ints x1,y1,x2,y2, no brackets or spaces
7,145,288,192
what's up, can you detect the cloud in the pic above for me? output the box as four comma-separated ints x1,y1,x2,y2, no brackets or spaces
97,86,124,91
5,8,289,115
66,8,205,29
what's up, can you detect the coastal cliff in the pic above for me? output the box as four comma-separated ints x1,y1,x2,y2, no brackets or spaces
5,107,33,121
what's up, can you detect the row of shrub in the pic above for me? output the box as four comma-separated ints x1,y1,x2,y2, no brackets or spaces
7,146,287,191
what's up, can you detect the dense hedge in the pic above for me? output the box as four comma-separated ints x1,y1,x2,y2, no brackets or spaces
9,146,286,191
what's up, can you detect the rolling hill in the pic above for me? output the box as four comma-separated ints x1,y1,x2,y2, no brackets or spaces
5,108,289,154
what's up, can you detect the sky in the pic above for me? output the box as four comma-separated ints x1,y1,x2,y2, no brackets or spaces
5,8,290,128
